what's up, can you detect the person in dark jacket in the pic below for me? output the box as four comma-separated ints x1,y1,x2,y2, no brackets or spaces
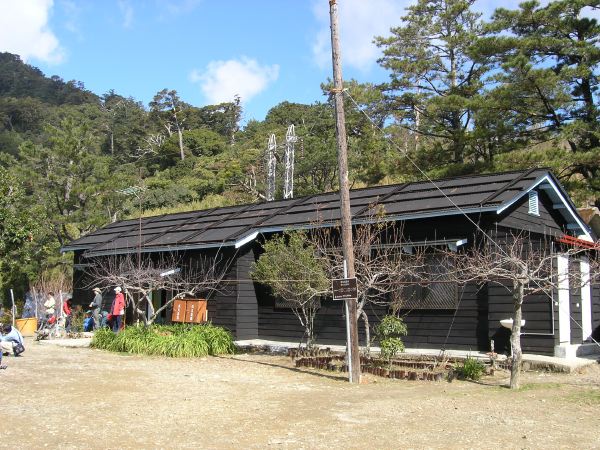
89,287,103,330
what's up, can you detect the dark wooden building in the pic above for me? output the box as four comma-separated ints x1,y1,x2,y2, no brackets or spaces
63,168,599,357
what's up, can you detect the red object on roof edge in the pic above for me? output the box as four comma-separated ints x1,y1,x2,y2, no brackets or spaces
556,234,600,250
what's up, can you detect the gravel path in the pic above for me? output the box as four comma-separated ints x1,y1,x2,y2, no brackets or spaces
1,339,599,449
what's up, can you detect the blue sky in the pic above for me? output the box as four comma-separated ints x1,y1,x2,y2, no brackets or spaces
0,0,567,121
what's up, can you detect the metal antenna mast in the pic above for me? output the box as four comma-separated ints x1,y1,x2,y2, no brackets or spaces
283,124,296,199
266,133,277,201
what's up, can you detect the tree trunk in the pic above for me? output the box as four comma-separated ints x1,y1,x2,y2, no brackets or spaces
510,280,524,389
177,127,185,161
361,309,371,355
306,310,314,349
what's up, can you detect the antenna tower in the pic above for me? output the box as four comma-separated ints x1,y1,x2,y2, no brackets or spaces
283,124,296,199
266,133,277,201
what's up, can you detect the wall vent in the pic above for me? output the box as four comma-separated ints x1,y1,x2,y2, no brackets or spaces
528,190,539,216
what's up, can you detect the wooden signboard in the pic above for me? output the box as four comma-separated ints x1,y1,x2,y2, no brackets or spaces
186,300,207,323
171,299,187,322
171,299,207,323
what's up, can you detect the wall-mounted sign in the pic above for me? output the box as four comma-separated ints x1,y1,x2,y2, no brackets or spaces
172,300,186,322
171,299,207,323
332,278,357,300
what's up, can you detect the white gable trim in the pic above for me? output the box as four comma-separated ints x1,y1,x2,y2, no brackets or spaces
235,231,259,249
496,174,592,241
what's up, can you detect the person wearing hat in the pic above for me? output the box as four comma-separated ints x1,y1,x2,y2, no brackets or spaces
89,287,103,330
111,287,125,333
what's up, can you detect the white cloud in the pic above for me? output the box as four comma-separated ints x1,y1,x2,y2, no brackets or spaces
118,0,134,28
190,57,280,105
311,0,406,71
0,0,64,64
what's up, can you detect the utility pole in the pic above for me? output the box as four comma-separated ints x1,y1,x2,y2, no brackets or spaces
329,0,361,384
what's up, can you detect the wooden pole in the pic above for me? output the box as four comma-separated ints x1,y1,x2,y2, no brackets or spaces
32,286,38,320
10,289,16,326
329,0,361,384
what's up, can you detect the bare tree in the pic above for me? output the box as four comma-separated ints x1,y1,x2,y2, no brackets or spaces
85,252,230,326
149,89,187,161
446,232,593,389
234,165,267,201
251,232,330,348
310,210,426,352
132,133,166,161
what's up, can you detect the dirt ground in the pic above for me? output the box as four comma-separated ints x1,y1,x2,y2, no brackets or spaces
1,339,599,449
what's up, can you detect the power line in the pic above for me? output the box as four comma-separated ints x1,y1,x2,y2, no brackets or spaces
343,89,600,351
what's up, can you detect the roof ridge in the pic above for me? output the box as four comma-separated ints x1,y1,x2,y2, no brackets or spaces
478,167,539,206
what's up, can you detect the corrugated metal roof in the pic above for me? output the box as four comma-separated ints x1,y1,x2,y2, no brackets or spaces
62,168,589,257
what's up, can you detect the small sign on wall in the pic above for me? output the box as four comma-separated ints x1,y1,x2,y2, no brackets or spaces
171,299,207,323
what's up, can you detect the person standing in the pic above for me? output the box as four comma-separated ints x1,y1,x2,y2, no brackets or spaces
43,292,56,319
89,287,103,330
63,297,73,333
111,287,125,333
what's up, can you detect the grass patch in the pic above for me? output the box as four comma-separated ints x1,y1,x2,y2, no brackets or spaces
91,324,236,357
518,382,563,392
567,389,600,405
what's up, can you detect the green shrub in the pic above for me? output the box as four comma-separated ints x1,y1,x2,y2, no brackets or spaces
70,306,85,332
455,356,485,381
375,315,408,362
90,323,235,357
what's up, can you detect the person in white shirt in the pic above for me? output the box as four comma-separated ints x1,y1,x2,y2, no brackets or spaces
43,292,56,318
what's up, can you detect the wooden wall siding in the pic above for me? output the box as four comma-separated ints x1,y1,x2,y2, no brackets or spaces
592,284,600,341
487,282,555,355
399,283,487,351
257,292,384,345
204,251,238,334
496,191,565,237
72,268,91,308
256,282,490,351
235,248,259,340
553,287,561,348
569,260,583,344
72,251,87,306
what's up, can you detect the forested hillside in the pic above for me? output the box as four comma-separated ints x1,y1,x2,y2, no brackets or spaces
1,0,598,300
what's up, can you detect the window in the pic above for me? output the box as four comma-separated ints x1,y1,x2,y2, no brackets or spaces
528,190,539,216
396,255,459,310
